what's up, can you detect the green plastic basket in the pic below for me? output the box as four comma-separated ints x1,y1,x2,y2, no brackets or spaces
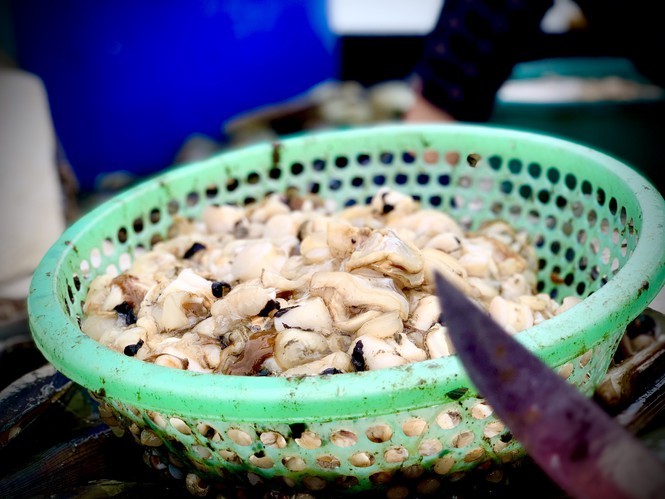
28,124,665,495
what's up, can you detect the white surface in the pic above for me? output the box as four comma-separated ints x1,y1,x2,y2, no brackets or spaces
327,0,444,35
497,76,664,103
651,287,665,315
0,69,65,299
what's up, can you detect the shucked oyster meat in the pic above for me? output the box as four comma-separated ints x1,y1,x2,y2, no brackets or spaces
81,188,580,376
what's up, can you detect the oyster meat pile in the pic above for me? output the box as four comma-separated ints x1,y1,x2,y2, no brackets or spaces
81,189,580,376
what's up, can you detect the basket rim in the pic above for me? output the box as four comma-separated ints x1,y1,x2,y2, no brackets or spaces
28,123,665,422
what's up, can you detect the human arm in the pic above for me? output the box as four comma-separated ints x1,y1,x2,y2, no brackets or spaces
405,0,555,122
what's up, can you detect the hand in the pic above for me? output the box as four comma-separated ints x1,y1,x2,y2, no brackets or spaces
403,93,456,123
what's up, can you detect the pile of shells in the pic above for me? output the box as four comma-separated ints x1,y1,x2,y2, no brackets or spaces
80,188,580,376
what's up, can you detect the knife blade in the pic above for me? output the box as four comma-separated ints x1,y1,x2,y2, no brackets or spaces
434,272,665,499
